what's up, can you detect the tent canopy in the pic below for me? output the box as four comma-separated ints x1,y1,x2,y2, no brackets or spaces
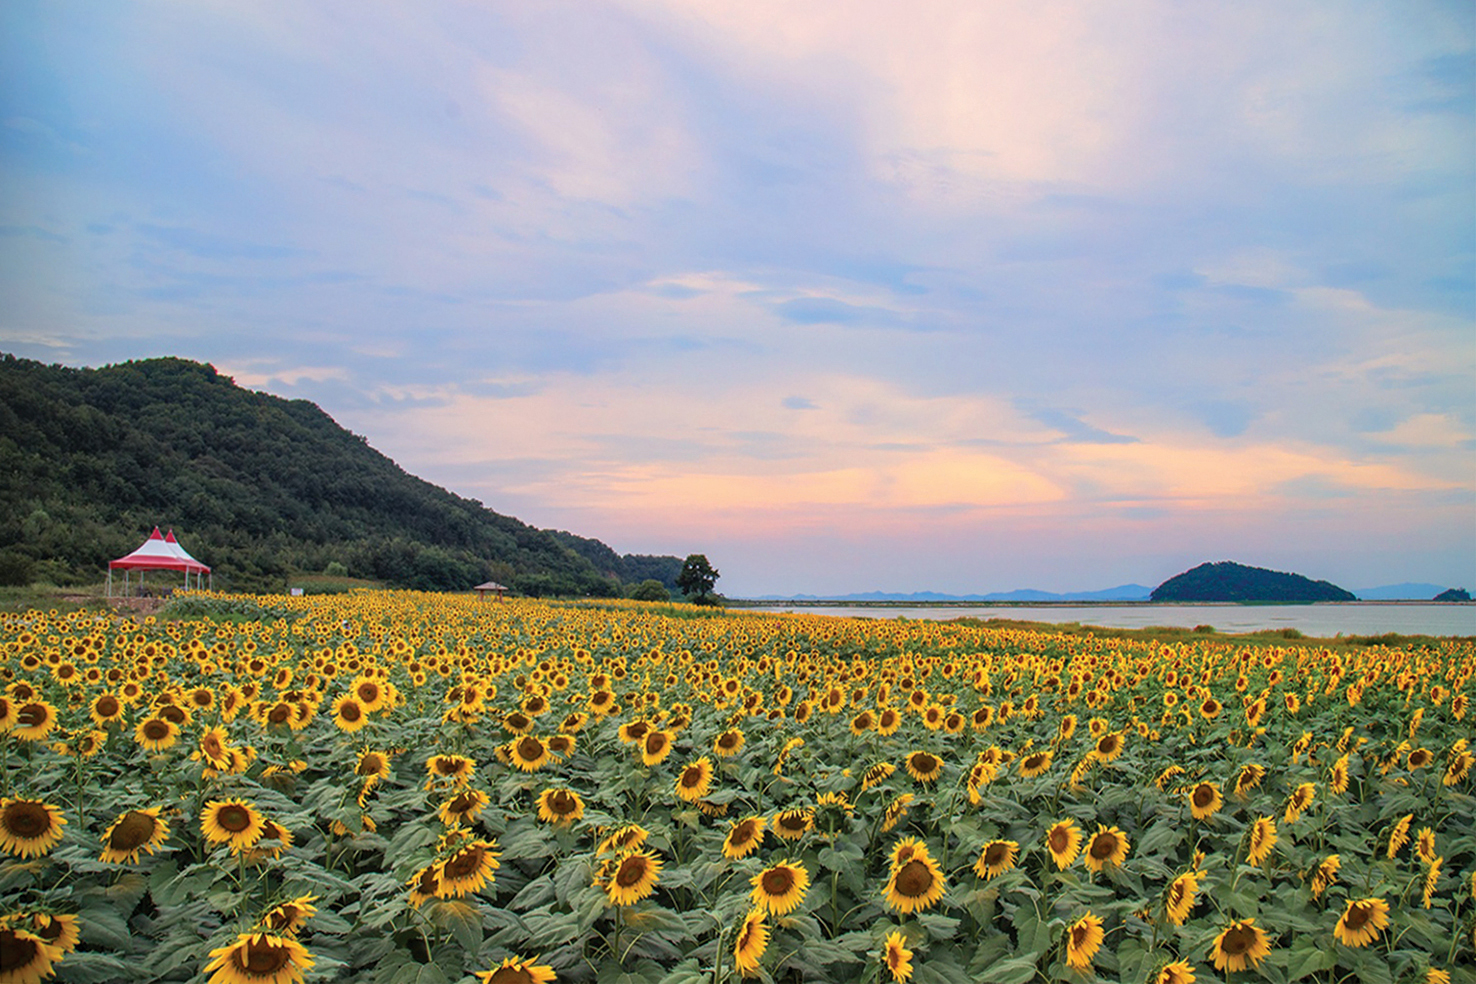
110,527,211,574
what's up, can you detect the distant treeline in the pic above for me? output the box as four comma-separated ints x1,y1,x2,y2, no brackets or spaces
0,354,684,595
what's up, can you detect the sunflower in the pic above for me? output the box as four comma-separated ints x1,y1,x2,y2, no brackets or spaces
407,864,442,907
596,824,649,856
1310,854,1340,899
713,728,745,757
674,758,713,803
883,929,913,983
1423,856,1441,908
89,693,126,728
1445,750,1474,786
1065,912,1103,971
1092,731,1124,763
1019,751,1053,778
1387,814,1413,858
437,840,501,898
1284,783,1316,824
331,695,369,733
723,816,766,860
100,807,169,863
27,912,79,955
888,836,928,871
200,799,266,852
546,733,576,758
0,926,59,984
0,798,66,858
973,839,1018,879
439,790,491,826
244,820,294,862
1330,754,1350,795
1408,747,1433,770
772,807,814,841
203,932,314,984
1233,762,1266,799
1333,897,1389,948
1415,827,1437,865
877,708,903,735
849,710,875,735
425,753,477,786
1247,816,1277,865
1154,960,1196,984
355,749,392,784
1210,918,1271,972
134,716,179,752
605,849,662,906
259,895,318,936
536,788,585,826
475,955,557,984
640,729,674,766
880,793,913,833
732,910,768,978
11,701,57,742
904,750,943,784
349,676,386,712
884,850,946,914
1165,871,1198,925
750,859,809,916
1083,825,1129,873
1188,782,1221,820
1046,819,1081,869
861,762,896,791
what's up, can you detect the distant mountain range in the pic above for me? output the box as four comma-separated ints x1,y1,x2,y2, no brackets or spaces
750,582,1460,603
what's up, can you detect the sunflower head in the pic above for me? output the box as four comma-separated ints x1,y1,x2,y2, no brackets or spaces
723,816,766,860
1211,918,1271,972
100,807,169,864
204,932,315,984
0,798,67,859
885,850,946,914
750,859,810,916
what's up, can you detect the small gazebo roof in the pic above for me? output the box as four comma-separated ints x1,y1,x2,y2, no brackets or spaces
474,581,508,592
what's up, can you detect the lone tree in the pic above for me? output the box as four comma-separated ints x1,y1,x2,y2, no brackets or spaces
676,554,719,603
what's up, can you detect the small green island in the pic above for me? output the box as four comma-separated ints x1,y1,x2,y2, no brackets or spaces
1151,560,1356,603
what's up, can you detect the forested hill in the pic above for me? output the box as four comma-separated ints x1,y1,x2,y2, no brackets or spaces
1151,561,1356,603
0,354,682,595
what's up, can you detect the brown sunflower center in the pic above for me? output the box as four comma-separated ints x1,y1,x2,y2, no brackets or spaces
1024,754,1047,770
160,706,187,724
911,754,939,774
357,755,385,776
217,805,253,833
267,705,292,724
3,802,49,837
1049,827,1072,852
717,733,739,750
0,931,40,972
17,705,46,727
615,857,650,888
760,868,795,895
680,767,705,788
778,812,808,831
96,696,121,718
506,712,532,731
142,720,172,740
443,846,485,879
517,737,544,761
1410,751,1431,767
894,859,934,897
1090,835,1119,860
357,683,380,703
339,702,362,722
1192,785,1216,807
985,843,1010,865
110,811,157,850
1221,925,1256,955
487,967,535,984
1345,904,1371,930
1071,924,1092,948
729,822,757,847
645,734,668,754
241,939,291,973
549,791,577,814
449,794,475,813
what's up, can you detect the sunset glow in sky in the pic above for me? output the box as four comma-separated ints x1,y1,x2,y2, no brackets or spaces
3,2,1473,595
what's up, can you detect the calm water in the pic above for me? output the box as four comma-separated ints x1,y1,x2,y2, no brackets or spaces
745,603,1476,638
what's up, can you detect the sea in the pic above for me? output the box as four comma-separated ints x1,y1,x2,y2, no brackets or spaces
742,603,1475,638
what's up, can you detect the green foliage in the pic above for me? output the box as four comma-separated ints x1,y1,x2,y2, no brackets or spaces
629,579,671,602
1151,560,1356,602
0,354,684,596
675,554,718,601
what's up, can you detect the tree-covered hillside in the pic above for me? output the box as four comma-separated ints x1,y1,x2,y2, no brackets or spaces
0,354,683,594
1151,561,1356,603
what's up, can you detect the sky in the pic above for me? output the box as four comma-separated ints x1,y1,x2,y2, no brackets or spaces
2,1,1473,597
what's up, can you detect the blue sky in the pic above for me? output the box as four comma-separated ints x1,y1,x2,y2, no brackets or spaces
2,1,1473,595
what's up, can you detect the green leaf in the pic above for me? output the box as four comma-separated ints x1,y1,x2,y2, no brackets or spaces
978,954,1042,984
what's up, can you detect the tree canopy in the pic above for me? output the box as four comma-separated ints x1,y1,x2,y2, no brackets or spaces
676,554,720,602
0,354,686,595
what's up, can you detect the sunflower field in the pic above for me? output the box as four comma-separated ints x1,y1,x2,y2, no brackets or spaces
0,591,1472,984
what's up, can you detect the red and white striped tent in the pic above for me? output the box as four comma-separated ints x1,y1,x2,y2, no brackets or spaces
107,527,212,596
